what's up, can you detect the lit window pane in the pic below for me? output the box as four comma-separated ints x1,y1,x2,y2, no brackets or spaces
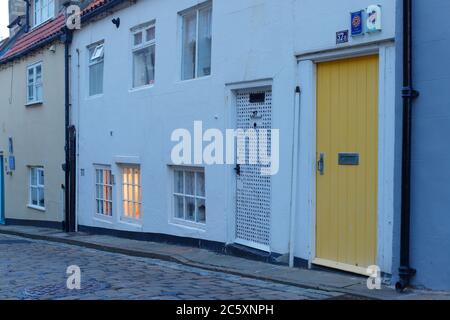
197,6,212,77
181,11,197,80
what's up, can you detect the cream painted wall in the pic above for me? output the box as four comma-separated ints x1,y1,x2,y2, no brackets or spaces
0,42,65,223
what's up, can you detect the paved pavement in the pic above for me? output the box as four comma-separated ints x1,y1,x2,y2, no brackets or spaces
0,234,347,300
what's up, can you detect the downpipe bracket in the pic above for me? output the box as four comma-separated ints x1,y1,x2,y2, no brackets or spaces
401,87,420,99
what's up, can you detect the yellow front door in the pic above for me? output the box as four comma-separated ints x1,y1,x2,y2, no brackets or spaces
315,55,379,275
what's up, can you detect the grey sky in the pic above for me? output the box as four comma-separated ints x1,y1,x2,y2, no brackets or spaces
0,0,9,40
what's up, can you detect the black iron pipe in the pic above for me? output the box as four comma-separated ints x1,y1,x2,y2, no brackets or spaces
397,0,418,292
63,27,75,232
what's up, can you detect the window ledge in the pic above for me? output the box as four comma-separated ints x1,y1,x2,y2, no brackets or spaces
27,205,46,212
25,101,43,107
170,219,207,231
129,84,155,93
178,75,212,84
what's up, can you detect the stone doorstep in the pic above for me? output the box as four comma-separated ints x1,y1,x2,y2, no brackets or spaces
0,225,448,300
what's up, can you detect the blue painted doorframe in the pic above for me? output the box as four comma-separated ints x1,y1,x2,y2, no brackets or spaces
0,155,4,225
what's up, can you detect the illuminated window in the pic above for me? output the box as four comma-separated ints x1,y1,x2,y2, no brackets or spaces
29,167,45,209
132,22,156,88
121,166,142,220
181,2,212,80
27,62,43,104
34,0,55,26
88,42,104,96
173,168,206,223
95,167,113,216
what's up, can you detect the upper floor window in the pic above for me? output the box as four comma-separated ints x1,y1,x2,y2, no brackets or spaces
27,62,43,104
181,2,212,80
34,0,55,26
132,23,156,88
88,42,104,96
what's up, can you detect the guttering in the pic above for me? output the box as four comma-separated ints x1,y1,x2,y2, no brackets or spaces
81,0,129,24
396,0,418,292
288,86,301,268
0,31,63,66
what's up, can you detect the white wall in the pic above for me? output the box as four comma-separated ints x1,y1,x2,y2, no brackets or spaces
72,0,297,253
72,0,397,265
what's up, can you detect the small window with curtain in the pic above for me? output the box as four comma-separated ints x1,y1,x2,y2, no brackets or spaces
88,42,105,96
27,62,43,104
173,167,206,224
131,22,156,88
180,2,212,80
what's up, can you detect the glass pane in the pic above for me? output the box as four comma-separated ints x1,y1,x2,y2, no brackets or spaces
146,27,155,42
185,197,195,221
28,68,34,83
181,11,197,80
96,200,101,214
197,6,212,77
35,84,43,101
35,65,42,83
134,31,143,46
38,188,45,208
95,169,100,184
133,46,155,87
31,168,37,185
196,198,206,223
38,169,44,186
89,61,104,96
28,85,34,101
196,172,205,197
174,171,183,193
185,171,195,196
174,195,184,219
31,187,38,206
123,199,128,217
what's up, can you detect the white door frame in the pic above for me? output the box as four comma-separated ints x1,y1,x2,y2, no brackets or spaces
225,79,273,252
296,40,396,274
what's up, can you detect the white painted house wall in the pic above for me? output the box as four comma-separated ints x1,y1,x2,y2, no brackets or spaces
72,0,397,273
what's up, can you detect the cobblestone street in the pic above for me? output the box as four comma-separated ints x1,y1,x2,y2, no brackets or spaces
0,234,347,300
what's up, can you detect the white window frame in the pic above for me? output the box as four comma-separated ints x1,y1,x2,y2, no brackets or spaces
88,42,105,97
27,62,43,104
180,2,212,80
131,22,156,88
120,165,142,222
172,167,206,225
33,0,55,27
29,167,45,211
95,166,113,217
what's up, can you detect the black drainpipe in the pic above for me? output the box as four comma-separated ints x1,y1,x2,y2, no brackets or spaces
62,26,75,233
24,0,30,32
396,0,419,292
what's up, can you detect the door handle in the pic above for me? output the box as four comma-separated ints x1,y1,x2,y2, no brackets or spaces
317,153,325,176
234,164,241,176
